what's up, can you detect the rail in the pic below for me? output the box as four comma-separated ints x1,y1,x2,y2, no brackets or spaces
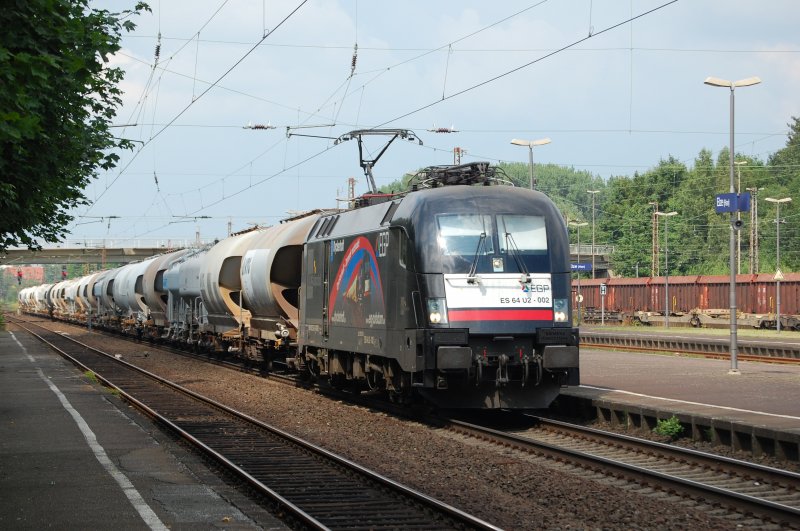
447,415,800,527
580,329,800,361
9,315,500,530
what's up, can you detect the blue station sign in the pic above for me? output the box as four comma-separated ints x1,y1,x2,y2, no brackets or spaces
571,263,593,271
715,192,751,213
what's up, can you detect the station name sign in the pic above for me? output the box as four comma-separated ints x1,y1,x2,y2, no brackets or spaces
571,263,592,271
715,192,751,214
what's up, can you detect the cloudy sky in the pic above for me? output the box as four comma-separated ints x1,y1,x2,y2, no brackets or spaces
70,0,800,245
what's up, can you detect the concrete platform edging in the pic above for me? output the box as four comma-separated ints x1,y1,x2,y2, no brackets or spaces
8,330,169,530
554,390,800,463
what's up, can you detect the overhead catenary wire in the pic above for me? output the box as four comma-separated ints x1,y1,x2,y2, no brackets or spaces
135,0,678,228
68,1,797,251
119,1,231,143
372,0,678,128
81,0,310,219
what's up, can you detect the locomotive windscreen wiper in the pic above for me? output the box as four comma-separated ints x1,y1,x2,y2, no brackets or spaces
505,232,530,278
467,232,486,283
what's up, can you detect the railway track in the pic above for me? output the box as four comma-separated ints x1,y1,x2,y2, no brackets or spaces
8,315,500,530
9,312,800,527
581,329,800,363
447,415,800,528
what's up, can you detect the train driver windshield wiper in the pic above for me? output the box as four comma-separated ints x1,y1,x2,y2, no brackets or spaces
467,232,486,284
505,231,530,281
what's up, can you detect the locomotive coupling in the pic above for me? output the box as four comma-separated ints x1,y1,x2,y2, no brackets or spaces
496,354,510,385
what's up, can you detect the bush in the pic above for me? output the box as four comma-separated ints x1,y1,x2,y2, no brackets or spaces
654,415,684,440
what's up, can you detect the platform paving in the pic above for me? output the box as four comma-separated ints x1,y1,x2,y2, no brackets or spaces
561,347,800,461
0,329,287,530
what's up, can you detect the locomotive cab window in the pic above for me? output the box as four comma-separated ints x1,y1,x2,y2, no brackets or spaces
436,214,494,256
498,215,547,255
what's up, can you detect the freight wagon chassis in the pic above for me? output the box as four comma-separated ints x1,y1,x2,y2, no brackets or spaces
629,309,799,330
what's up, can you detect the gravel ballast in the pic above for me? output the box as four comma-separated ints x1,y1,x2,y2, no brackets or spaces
38,322,755,530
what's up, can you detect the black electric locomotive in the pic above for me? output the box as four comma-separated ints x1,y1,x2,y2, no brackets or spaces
21,161,579,411
298,163,579,409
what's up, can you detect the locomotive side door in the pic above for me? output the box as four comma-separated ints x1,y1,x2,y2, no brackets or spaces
322,239,330,339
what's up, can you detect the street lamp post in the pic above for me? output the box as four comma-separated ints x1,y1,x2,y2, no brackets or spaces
656,211,678,328
511,137,551,190
704,75,761,374
569,221,589,325
587,190,600,278
765,197,791,332
734,160,747,274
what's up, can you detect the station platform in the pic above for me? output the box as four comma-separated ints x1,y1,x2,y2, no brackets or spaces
560,343,800,462
0,329,286,530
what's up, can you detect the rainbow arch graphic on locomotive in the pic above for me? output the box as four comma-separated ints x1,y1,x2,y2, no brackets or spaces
328,236,386,326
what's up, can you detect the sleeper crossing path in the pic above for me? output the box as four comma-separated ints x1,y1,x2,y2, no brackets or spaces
8,316,501,531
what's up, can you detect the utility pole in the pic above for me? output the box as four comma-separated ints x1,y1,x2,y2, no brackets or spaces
734,161,747,274
453,147,465,164
587,190,600,278
746,186,760,273
649,201,659,277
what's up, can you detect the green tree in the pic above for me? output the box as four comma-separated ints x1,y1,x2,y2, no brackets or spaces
0,0,148,252
764,116,800,272
668,150,723,274
768,116,800,182
376,120,800,276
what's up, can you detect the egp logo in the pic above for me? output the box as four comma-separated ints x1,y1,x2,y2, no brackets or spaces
520,278,550,294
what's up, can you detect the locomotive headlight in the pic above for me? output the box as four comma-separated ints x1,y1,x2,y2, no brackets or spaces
427,298,449,324
553,298,568,322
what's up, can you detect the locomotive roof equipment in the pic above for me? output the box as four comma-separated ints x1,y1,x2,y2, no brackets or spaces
334,128,422,194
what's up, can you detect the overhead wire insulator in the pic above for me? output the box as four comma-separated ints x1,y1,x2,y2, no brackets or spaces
153,172,160,191
154,32,161,62
428,124,458,133
350,43,358,77
244,122,276,130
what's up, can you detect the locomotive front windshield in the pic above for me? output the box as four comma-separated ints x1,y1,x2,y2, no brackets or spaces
436,214,495,256
497,214,547,255
434,213,548,273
